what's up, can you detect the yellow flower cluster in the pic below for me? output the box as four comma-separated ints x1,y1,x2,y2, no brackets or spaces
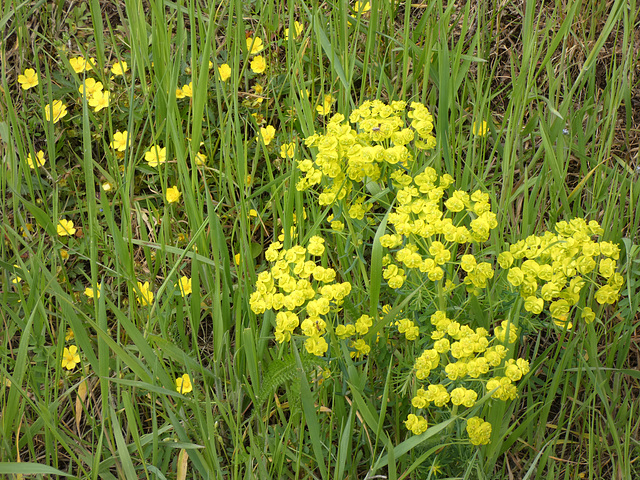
297,101,437,208
406,311,529,438
249,237,352,356
498,218,623,326
466,416,492,445
379,168,497,290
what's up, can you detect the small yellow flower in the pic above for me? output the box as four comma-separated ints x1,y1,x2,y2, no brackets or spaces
145,145,166,167
246,36,264,54
11,264,21,284
61,345,81,371
166,186,182,203
44,100,68,123
280,143,295,159
111,61,128,76
85,283,101,299
60,249,69,260
249,209,258,218
259,125,276,145
180,82,193,97
177,276,192,296
102,182,113,192
69,56,94,73
110,131,130,151
18,68,39,90
26,150,46,169
354,1,371,13
136,281,154,306
250,56,267,74
175,87,185,99
78,78,103,97
194,152,206,165
88,90,110,112
57,219,76,237
316,94,334,115
472,120,488,137
176,373,193,393
218,63,231,82
284,21,304,41
65,328,75,341
234,253,241,265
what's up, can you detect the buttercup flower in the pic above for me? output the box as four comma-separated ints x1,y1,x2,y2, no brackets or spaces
166,186,182,203
260,125,276,145
316,94,334,115
88,91,110,112
177,276,192,296
250,56,266,74
284,21,304,40
69,56,94,73
246,36,264,54
62,346,81,371
110,131,130,151
44,100,68,123
78,78,103,97
145,145,166,167
65,328,75,341
136,281,154,306
176,373,193,393
57,219,76,237
111,61,128,76
218,63,231,81
26,150,46,169
85,283,101,299
18,68,38,89
180,82,193,97
354,1,371,13
472,120,488,137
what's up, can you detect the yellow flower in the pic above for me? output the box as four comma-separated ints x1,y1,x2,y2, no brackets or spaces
111,61,128,76
110,130,130,151
166,186,182,203
26,150,46,169
176,87,185,99
145,145,166,167
176,373,193,393
354,1,371,13
218,63,231,81
84,283,101,299
78,78,103,97
250,56,266,74
44,100,68,123
284,21,304,40
69,56,94,73
61,346,81,370
65,328,75,341
194,151,207,165
472,120,488,137
234,253,241,265
180,82,193,97
177,276,192,296
136,281,154,306
102,182,113,191
18,68,38,90
280,143,295,159
246,36,264,54
60,249,69,260
259,125,276,145
88,90,110,112
57,219,76,237
11,264,21,284
316,94,334,115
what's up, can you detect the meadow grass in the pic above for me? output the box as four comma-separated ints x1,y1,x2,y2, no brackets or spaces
1,0,639,478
